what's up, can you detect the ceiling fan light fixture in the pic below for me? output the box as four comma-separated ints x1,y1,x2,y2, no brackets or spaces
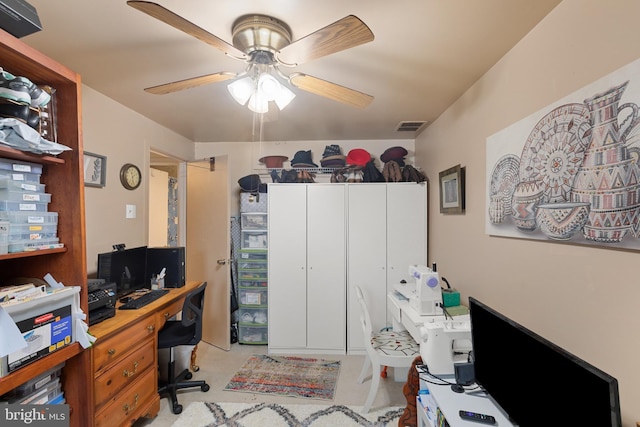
257,73,280,100
227,76,254,105
247,91,269,114
274,85,296,110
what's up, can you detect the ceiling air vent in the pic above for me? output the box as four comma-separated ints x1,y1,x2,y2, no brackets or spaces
395,121,428,133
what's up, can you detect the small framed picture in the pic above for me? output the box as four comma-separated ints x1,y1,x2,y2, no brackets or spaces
439,164,465,214
84,151,106,188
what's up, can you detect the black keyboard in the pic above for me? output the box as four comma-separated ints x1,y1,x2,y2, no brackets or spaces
119,289,170,310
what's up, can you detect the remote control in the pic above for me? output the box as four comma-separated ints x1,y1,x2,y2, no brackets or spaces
459,410,497,425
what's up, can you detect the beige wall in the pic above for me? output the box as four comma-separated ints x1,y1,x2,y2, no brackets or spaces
415,0,640,425
81,85,193,275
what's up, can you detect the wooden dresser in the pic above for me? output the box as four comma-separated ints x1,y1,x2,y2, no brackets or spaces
88,281,202,427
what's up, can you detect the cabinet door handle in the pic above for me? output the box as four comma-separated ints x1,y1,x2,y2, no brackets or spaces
122,393,139,415
123,361,139,377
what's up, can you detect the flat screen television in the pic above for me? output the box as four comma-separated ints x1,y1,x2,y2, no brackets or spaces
468,297,621,427
97,246,149,298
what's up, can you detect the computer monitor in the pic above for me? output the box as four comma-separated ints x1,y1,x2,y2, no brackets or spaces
468,297,622,427
97,246,149,298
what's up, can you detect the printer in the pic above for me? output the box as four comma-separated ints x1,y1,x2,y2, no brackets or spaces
87,279,117,325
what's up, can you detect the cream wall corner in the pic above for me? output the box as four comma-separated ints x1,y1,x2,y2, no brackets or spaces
81,85,194,275
415,0,640,425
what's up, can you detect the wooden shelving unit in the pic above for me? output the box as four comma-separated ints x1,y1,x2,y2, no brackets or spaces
0,28,90,426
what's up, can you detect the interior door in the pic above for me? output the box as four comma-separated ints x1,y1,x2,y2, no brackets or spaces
186,158,230,350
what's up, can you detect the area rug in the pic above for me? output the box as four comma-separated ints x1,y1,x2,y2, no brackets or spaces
224,355,340,400
171,402,403,427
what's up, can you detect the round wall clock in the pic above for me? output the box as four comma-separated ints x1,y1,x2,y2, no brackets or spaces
119,163,141,190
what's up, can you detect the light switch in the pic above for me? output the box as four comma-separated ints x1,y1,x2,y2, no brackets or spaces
126,204,136,219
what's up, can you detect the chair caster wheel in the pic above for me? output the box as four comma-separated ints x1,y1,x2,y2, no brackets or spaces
192,365,200,372
202,384,210,392
173,404,183,414
185,372,193,380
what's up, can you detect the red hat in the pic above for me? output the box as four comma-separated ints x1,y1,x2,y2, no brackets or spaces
346,148,371,166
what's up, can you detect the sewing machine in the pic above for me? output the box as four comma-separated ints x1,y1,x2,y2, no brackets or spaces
419,320,472,375
406,264,443,316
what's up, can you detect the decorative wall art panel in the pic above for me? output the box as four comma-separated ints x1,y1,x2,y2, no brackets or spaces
486,57,640,250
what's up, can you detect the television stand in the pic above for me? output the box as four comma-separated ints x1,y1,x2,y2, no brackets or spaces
417,373,515,427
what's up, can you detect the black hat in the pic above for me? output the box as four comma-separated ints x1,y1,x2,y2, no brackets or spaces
290,150,318,168
238,174,261,192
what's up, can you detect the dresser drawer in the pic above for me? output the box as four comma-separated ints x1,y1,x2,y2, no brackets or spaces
94,367,158,427
93,318,157,373
94,337,155,408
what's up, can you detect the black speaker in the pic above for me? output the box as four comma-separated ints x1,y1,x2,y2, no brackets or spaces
454,362,476,386
146,247,186,288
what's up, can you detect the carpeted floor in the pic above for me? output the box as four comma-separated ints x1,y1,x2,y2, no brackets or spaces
171,402,403,427
224,354,341,400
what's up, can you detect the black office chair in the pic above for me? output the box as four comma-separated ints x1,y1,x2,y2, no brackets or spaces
157,282,210,414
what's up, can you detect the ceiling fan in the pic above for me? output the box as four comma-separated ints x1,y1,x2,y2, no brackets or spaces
127,1,375,110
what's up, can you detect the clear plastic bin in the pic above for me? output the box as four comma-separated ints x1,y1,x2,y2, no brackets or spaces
238,270,267,281
0,169,41,183
0,211,58,224
0,188,51,203
239,288,268,306
0,200,48,212
241,213,267,230
241,230,268,249
238,306,268,325
9,237,61,253
238,280,268,288
238,325,268,344
0,220,8,255
238,260,267,270
0,158,43,174
8,223,57,241
0,178,45,192
238,249,268,260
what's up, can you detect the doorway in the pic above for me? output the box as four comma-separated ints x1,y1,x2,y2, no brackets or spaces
149,151,231,350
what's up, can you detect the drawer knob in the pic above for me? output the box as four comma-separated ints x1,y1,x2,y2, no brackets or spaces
147,325,155,333
164,312,170,318
122,393,139,415
108,349,116,356
123,361,139,377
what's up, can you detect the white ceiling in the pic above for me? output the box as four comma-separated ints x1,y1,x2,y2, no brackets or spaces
21,0,561,143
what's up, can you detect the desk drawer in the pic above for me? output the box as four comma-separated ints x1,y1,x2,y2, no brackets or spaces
94,367,157,427
156,298,183,329
94,337,155,408
93,318,157,373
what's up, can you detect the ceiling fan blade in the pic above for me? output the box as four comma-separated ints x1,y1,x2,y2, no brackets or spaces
277,15,374,65
289,73,373,109
127,1,245,58
145,72,237,95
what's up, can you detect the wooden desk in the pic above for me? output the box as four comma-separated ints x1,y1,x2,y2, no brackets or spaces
87,281,202,427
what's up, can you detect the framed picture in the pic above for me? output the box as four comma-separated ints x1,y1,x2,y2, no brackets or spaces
439,164,465,214
84,151,106,188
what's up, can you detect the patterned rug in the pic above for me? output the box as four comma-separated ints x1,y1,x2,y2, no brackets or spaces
171,402,403,427
224,355,340,400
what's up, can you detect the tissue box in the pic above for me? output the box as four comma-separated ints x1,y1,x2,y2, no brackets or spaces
1,287,79,376
442,288,460,307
